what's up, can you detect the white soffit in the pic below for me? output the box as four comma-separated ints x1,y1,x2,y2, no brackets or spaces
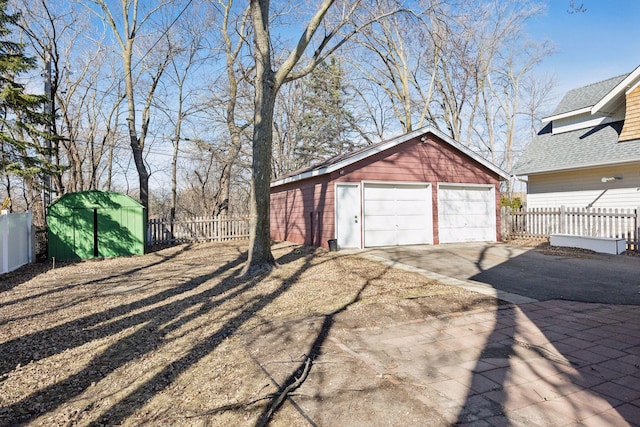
542,106,591,123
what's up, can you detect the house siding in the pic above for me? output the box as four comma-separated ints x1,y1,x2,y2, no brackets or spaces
620,84,640,142
527,164,640,209
270,134,502,248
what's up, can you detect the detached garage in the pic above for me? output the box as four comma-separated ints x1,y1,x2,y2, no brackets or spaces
270,126,509,250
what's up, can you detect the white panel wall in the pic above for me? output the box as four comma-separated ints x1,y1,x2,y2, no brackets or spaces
0,211,33,274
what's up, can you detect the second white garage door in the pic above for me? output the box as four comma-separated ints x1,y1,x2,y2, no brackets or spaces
438,184,496,243
363,183,433,247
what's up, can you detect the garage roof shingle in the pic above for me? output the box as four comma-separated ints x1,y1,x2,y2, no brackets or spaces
272,126,509,187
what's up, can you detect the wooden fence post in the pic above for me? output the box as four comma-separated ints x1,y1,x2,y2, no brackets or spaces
501,206,509,240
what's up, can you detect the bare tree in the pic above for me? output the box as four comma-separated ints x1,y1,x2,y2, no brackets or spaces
244,0,400,273
351,4,438,133
213,0,253,217
86,0,177,210
154,7,213,221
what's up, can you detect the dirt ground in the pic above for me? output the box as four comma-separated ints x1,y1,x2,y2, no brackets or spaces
0,240,508,426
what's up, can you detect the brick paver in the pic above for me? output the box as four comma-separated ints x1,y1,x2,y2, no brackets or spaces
340,301,640,426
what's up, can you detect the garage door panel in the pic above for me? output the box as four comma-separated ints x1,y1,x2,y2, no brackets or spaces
439,201,464,214
465,191,491,202
365,230,397,247
364,200,396,212
398,215,429,229
365,213,428,229
363,183,433,247
395,200,429,212
439,192,466,202
465,215,493,228
363,185,394,199
466,203,491,215
364,215,396,230
394,187,429,200
438,185,495,243
396,229,430,245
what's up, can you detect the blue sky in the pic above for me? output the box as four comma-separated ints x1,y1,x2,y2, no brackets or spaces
527,0,640,100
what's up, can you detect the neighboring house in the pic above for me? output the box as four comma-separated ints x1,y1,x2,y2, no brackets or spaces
513,65,640,209
270,126,509,250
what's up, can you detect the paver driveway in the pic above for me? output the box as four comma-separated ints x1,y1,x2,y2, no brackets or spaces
289,242,640,425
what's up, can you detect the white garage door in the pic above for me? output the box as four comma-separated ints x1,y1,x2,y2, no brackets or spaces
363,183,433,247
438,184,496,243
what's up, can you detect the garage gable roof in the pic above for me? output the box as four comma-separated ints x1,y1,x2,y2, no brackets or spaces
271,126,509,187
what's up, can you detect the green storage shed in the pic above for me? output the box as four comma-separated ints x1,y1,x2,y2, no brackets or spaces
48,191,146,260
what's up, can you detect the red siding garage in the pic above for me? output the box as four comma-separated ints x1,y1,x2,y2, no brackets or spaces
270,127,509,249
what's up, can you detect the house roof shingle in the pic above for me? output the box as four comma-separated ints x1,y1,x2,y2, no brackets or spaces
550,73,629,117
512,121,640,175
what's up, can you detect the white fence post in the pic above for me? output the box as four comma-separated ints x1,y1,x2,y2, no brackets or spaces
1,212,7,273
27,211,34,263
503,206,638,249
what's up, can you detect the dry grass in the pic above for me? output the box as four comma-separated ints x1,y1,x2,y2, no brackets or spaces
0,241,497,426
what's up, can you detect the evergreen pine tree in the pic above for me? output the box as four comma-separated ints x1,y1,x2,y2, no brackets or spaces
296,57,357,164
0,1,56,187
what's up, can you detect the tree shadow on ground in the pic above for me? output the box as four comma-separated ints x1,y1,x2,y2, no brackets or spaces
455,247,638,425
0,243,332,426
0,261,51,293
251,257,391,426
0,244,195,315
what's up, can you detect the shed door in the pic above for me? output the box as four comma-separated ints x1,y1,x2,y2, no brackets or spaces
363,183,432,247
97,208,144,257
438,184,496,243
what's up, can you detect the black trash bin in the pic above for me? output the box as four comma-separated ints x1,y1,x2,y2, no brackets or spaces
328,239,338,252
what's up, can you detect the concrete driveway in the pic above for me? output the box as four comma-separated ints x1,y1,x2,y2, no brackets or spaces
353,242,640,305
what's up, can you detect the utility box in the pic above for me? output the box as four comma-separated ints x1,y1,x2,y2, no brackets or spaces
48,191,146,260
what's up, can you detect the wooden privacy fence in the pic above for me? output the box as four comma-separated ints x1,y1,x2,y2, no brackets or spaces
501,206,639,249
147,216,250,246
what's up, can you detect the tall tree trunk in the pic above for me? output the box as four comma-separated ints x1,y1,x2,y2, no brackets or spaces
244,42,277,271
244,0,366,274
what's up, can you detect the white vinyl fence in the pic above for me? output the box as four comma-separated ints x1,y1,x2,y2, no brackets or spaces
501,206,639,250
0,211,34,274
147,216,250,246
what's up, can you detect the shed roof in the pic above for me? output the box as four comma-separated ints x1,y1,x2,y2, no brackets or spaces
49,190,143,209
271,126,510,187
512,121,640,175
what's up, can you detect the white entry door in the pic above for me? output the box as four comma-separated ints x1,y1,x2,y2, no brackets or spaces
335,183,360,248
438,184,496,243
363,183,433,247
